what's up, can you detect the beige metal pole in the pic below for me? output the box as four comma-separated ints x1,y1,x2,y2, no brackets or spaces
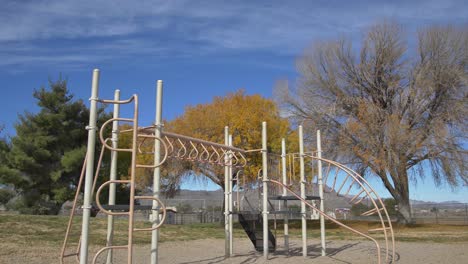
127,95,139,264
224,126,230,258
151,80,163,264
228,134,233,256
262,122,269,259
281,138,289,252
317,130,326,256
106,90,120,264
299,125,307,257
79,69,100,264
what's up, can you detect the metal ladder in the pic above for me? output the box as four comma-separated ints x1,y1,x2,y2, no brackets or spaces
60,94,167,264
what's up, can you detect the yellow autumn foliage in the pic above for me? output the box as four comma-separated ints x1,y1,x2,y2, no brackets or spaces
114,90,297,190
165,89,295,187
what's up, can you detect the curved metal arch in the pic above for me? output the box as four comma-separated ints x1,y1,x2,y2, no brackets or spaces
268,179,384,263
303,154,395,263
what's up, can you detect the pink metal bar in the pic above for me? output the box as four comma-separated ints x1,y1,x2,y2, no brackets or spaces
95,180,131,216
133,196,166,231
60,152,88,264
162,131,246,153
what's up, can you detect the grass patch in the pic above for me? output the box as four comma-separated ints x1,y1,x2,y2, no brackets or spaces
0,214,467,249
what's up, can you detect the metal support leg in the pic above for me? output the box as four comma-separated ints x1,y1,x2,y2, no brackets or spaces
151,80,163,264
79,69,100,264
224,126,230,258
106,90,120,264
317,130,326,256
262,122,269,259
281,139,289,252
299,125,307,257
228,134,233,256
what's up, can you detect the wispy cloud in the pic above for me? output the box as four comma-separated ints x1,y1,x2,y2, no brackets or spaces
1,0,466,71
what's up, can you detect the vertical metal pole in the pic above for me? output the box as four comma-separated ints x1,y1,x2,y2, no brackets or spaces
79,69,100,264
262,122,269,259
151,80,163,264
228,134,233,256
127,96,139,264
106,90,120,264
299,125,307,257
317,130,326,256
224,126,230,258
281,138,289,252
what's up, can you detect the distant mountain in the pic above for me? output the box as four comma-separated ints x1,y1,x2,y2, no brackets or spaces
141,184,353,212
139,187,464,212
410,200,466,209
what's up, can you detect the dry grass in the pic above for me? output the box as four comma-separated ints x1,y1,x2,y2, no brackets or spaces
0,214,467,249
1,214,467,263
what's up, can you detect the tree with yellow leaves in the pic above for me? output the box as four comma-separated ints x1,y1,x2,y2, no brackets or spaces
161,89,295,191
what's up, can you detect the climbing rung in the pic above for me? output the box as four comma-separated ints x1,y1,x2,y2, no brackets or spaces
331,168,339,191
349,189,365,203
368,227,391,232
322,163,331,183
353,195,366,204
361,207,384,216
62,252,78,258
335,175,350,196
343,178,357,197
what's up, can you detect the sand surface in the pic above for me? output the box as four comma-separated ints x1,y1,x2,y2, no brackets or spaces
2,238,467,263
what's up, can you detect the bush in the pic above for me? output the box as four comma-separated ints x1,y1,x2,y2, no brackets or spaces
383,198,398,216
5,195,60,215
351,203,369,216
0,188,15,205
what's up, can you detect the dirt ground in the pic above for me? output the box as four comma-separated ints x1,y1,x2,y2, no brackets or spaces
1,238,467,263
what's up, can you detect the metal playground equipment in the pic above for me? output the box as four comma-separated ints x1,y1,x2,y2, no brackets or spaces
61,69,395,263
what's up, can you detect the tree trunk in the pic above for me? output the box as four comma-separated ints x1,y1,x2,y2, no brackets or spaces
396,197,413,224
394,166,414,224
378,166,414,224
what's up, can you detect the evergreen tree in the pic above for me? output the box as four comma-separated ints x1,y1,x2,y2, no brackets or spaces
7,78,110,213
0,127,25,193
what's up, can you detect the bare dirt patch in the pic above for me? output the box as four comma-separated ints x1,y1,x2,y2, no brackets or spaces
1,238,467,263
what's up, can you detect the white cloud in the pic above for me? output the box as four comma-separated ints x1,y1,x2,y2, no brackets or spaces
1,0,466,70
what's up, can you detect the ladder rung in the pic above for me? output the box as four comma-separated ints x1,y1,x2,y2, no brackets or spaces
368,227,391,232
353,195,366,204
349,189,365,203
62,252,79,258
361,207,384,216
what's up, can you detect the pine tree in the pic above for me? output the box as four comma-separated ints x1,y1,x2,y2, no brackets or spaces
7,78,109,213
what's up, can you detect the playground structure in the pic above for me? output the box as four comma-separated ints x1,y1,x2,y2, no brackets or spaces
61,69,395,264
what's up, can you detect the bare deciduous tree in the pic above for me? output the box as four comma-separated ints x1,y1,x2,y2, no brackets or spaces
276,22,467,223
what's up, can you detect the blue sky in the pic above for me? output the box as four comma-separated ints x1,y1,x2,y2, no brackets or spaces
0,0,466,202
